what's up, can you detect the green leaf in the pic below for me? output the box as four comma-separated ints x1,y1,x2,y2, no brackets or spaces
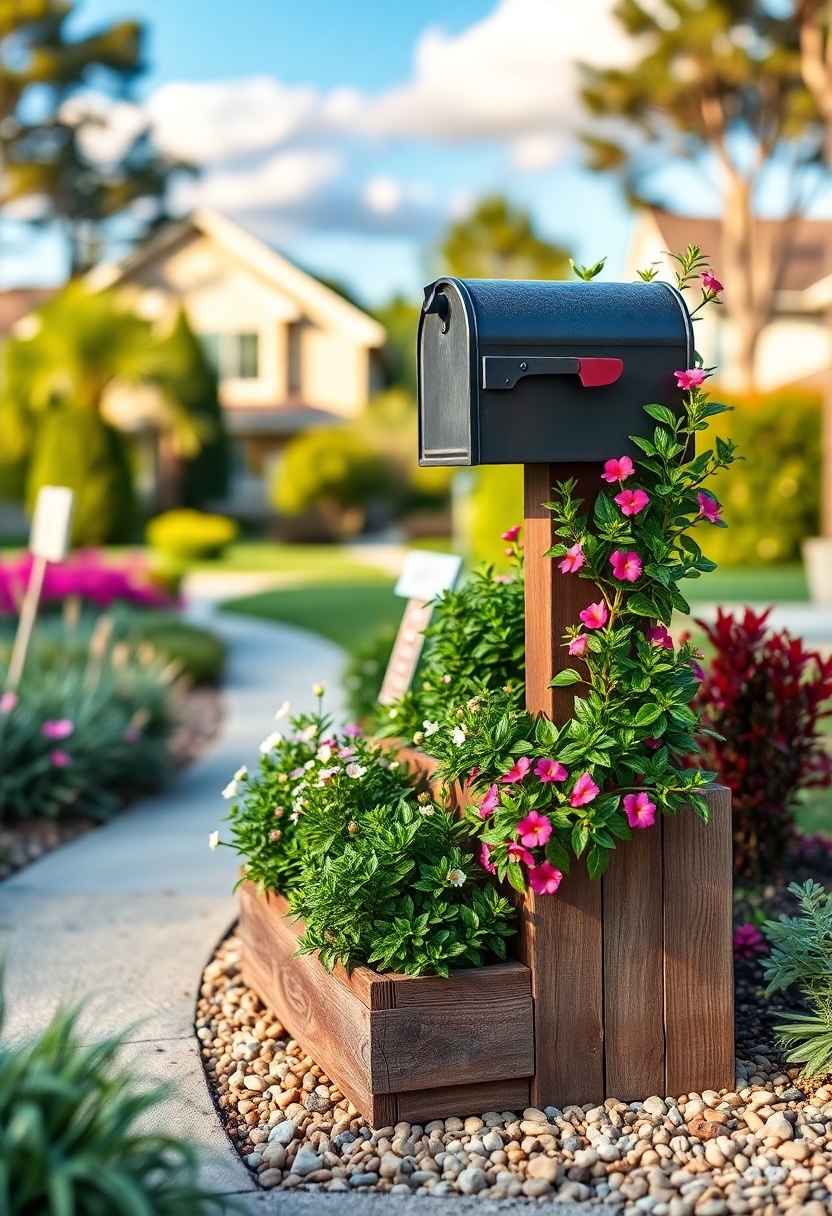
549,669,583,687
586,843,610,881
626,593,656,617
507,860,527,893
643,404,677,427
545,837,571,873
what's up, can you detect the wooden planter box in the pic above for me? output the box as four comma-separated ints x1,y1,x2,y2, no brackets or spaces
239,884,534,1125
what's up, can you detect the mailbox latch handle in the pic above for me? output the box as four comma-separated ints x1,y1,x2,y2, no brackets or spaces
423,285,451,333
482,355,624,390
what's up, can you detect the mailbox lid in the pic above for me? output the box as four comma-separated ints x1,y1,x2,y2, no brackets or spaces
455,278,690,348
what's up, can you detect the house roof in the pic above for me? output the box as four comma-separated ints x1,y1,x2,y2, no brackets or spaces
648,210,832,294
88,209,386,348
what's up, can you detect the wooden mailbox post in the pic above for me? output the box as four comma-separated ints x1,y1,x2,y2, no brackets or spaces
419,279,734,1107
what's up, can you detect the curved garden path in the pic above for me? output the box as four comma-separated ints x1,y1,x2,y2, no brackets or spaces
0,600,610,1214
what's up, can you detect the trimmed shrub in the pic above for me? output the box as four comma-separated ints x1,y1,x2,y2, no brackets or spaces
271,428,394,536
699,388,820,565
694,607,832,879
0,995,227,1215
146,509,239,561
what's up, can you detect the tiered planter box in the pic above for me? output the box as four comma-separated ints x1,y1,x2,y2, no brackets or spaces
239,884,535,1125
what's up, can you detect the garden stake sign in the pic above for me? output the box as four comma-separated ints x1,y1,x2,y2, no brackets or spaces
6,485,74,692
378,549,462,705
417,259,735,1108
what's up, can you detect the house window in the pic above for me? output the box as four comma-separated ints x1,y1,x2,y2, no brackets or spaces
200,333,259,380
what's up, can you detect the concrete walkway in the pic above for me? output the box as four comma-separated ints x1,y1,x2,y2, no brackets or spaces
0,604,609,1214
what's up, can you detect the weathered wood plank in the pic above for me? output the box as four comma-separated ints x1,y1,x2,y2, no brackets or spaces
663,787,734,1095
396,1078,531,1123
602,822,665,1100
522,463,605,1109
238,884,376,1117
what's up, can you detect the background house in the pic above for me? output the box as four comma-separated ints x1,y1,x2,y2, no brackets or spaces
625,210,832,393
88,208,386,518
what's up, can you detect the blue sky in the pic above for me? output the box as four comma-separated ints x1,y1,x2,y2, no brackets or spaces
7,0,646,303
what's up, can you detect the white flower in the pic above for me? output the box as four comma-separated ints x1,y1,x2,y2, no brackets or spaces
259,731,283,755
312,682,326,697
208,831,220,850
447,868,466,887
345,762,366,779
317,743,333,762
304,759,316,771
290,809,301,824
234,765,248,782
275,700,290,720
300,725,317,742
451,726,467,746
221,780,237,800
423,720,440,737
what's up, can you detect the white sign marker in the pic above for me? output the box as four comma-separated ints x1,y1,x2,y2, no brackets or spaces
6,485,75,692
379,550,463,706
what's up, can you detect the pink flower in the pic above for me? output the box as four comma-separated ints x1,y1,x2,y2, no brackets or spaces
733,922,768,961
535,757,567,783
623,791,657,829
0,691,18,714
516,810,553,848
644,737,661,750
504,548,515,556
646,625,673,649
614,488,650,517
49,749,72,768
568,633,589,656
570,772,600,807
343,723,362,738
690,658,705,682
479,842,497,874
697,492,722,523
579,601,608,630
507,842,534,867
528,861,563,895
558,544,585,574
501,525,521,542
674,368,708,391
602,456,634,483
41,719,74,740
502,756,532,784
478,784,500,818
468,765,479,781
610,550,643,582
702,271,724,294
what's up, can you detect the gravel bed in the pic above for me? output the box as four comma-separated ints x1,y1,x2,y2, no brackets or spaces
197,929,832,1212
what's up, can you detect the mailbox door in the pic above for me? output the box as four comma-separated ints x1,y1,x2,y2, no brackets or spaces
418,280,477,466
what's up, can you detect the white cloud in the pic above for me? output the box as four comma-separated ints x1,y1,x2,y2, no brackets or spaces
363,175,404,214
175,148,343,213
510,132,563,171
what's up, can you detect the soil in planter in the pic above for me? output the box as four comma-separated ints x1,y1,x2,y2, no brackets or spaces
0,683,222,881
196,849,832,1207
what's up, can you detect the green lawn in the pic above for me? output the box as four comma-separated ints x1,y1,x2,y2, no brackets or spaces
684,564,808,603
222,581,405,650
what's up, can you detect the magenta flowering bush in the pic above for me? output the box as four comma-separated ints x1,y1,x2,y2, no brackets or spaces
428,251,738,894
0,550,173,616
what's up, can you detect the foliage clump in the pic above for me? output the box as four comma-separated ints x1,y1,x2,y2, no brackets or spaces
220,701,516,976
0,992,228,1215
695,607,832,879
146,509,239,561
763,881,832,1078
271,428,395,537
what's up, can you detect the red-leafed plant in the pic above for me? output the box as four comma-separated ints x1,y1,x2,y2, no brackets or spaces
695,607,832,880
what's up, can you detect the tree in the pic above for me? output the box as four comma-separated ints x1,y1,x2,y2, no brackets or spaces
0,1,181,274
438,196,571,281
582,0,819,390
0,284,214,543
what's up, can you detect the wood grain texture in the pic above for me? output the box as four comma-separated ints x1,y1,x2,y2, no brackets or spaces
524,462,602,722
239,884,534,1122
602,823,665,1100
514,859,604,1109
663,787,735,1096
395,1079,531,1123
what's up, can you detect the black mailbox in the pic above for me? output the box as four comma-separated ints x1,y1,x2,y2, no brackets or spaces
418,278,692,466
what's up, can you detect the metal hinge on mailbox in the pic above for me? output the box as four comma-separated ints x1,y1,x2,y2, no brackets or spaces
482,356,624,390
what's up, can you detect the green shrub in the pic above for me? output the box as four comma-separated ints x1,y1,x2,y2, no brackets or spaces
0,994,228,1215
763,880,832,1077
220,707,516,976
462,465,525,567
0,627,175,821
374,561,525,738
128,614,226,684
271,428,394,536
146,509,239,561
700,388,820,564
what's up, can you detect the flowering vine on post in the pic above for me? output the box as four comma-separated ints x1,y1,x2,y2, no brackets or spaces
429,247,738,895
